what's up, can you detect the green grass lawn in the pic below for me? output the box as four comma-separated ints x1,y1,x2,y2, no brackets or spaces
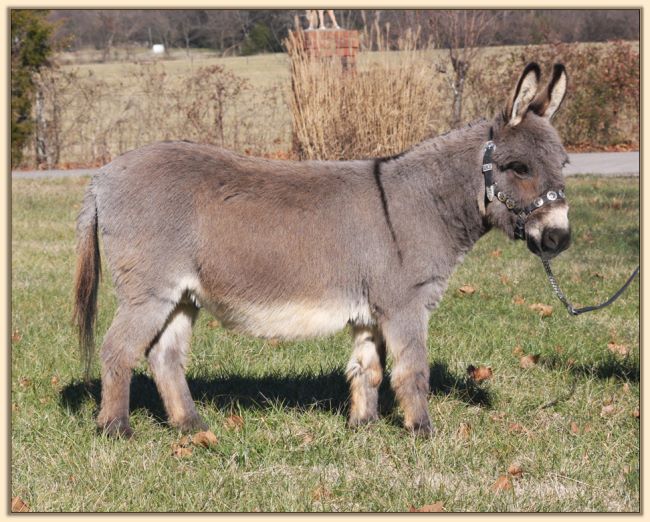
11,175,639,512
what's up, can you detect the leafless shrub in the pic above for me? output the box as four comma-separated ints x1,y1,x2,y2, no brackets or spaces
466,40,639,149
23,61,285,168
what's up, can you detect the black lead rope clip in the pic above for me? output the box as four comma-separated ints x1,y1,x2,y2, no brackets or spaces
542,258,639,316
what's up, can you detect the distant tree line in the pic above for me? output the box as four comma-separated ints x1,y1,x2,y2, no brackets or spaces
48,9,639,57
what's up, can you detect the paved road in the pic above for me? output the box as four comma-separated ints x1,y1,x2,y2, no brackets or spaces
11,151,639,179
562,152,639,177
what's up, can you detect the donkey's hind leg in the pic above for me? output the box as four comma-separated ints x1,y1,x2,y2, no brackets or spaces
147,301,207,433
346,325,386,427
97,299,175,438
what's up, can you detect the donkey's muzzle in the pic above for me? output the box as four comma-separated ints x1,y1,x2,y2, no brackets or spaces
528,226,571,258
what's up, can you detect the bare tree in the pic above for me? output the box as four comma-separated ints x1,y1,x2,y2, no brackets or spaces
431,10,496,128
166,10,209,56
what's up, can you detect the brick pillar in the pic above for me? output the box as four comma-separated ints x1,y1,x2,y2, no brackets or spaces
291,29,360,69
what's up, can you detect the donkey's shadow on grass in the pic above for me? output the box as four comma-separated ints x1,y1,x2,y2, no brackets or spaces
60,356,638,429
60,362,493,428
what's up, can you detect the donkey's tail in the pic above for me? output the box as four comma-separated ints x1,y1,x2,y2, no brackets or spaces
72,180,101,383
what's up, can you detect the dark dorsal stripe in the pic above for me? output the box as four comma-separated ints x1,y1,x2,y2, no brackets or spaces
372,158,403,264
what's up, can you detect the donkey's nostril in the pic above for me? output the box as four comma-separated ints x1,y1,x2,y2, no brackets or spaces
542,227,570,254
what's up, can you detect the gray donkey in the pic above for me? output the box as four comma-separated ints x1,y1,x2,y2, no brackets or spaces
74,62,571,438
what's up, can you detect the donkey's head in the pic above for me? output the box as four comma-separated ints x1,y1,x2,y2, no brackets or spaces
483,63,570,259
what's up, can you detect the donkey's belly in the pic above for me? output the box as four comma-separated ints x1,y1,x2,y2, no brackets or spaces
206,298,375,340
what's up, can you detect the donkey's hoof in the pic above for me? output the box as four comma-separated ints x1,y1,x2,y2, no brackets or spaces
347,413,379,429
98,417,134,439
176,414,209,434
407,419,434,438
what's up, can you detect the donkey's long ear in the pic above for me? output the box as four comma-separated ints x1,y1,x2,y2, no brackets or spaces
530,63,568,120
505,63,541,127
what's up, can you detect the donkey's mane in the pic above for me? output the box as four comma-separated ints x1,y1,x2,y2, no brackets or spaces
374,116,492,167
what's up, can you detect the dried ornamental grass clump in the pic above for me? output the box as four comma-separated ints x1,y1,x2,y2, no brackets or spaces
285,27,444,161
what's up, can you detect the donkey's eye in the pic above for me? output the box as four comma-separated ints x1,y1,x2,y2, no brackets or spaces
505,161,530,176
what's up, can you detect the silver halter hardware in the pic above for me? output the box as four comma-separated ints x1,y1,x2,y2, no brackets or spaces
481,135,566,241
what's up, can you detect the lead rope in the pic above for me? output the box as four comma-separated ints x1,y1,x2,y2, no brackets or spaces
542,258,639,316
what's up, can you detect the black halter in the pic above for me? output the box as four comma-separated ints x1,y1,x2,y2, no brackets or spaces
481,127,566,240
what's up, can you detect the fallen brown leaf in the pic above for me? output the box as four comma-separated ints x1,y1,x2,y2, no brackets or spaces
507,463,523,478
467,365,493,383
51,375,60,386
192,430,218,448
267,338,280,347
601,404,617,417
622,383,631,394
607,342,630,356
490,249,502,258
312,485,332,501
519,354,540,369
224,414,244,430
508,422,530,435
409,502,445,512
300,431,315,446
11,330,22,343
512,295,526,305
456,422,471,440
633,408,640,419
458,284,476,295
18,377,31,388
500,274,511,285
171,431,209,457
512,345,524,357
566,357,576,368
171,445,193,458
529,303,553,317
207,319,221,328
489,411,506,422
11,497,29,513
491,475,512,493
570,421,580,434
11,403,18,412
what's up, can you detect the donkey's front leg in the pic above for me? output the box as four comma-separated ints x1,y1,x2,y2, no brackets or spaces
345,325,386,427
381,310,432,436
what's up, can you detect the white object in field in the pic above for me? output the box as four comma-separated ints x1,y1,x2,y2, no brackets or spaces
152,44,165,54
